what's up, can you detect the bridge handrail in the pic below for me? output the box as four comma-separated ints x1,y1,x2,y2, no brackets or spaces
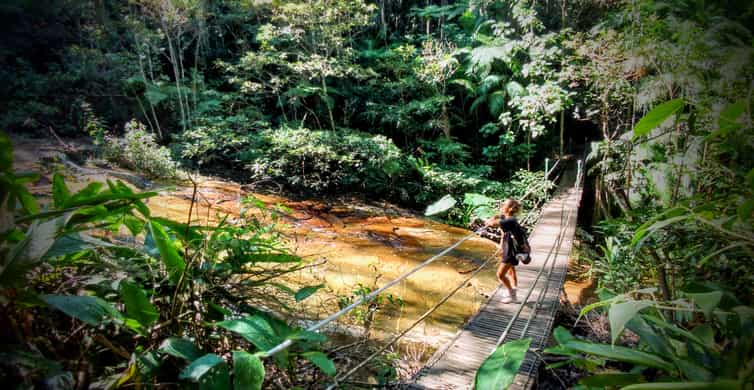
260,159,564,359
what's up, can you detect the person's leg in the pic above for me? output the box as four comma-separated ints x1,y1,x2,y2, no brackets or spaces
498,263,515,302
497,263,512,289
508,266,518,289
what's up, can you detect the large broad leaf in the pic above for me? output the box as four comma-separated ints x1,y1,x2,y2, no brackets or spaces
633,99,684,138
159,337,203,362
45,232,115,259
42,295,122,326
233,351,264,390
560,339,674,371
608,300,654,344
474,338,531,390
463,193,497,220
707,101,746,139
52,173,70,209
301,351,336,377
179,353,230,390
120,281,159,329
294,284,324,302
1,214,71,286
488,90,506,117
632,207,688,246
685,291,723,317
425,194,457,216
215,315,283,351
147,220,186,284
626,316,674,357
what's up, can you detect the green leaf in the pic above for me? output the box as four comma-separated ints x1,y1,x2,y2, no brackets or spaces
301,351,336,377
552,326,576,345
737,199,754,221
609,300,654,344
295,284,325,302
716,101,746,136
147,220,186,284
179,354,230,389
1,214,71,286
685,291,723,317
233,351,264,390
632,207,689,246
52,173,70,209
425,194,457,216
626,316,674,357
675,358,713,382
0,131,12,171
560,339,674,371
463,193,497,221
120,281,159,329
45,233,115,259
488,90,506,117
159,337,203,362
42,295,122,326
633,99,684,138
450,78,474,93
474,338,531,390
216,315,283,351
621,380,740,390
579,373,644,386
505,81,525,98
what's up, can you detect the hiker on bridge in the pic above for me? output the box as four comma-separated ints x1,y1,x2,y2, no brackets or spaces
485,199,531,303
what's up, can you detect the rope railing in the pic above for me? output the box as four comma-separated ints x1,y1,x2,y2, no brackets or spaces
260,159,564,361
325,253,499,389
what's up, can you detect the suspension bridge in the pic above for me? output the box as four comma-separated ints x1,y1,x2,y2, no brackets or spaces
263,159,584,389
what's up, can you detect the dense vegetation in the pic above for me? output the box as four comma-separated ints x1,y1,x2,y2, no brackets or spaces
1,0,753,388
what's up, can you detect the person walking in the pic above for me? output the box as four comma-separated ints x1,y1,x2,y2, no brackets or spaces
485,199,530,303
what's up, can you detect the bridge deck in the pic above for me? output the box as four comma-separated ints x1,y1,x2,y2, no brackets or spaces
412,169,582,389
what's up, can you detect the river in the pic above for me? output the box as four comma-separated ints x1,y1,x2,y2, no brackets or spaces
16,139,500,358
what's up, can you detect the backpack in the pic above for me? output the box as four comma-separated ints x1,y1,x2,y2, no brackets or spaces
508,233,531,265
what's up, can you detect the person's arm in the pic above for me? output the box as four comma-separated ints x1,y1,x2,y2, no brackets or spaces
484,214,501,227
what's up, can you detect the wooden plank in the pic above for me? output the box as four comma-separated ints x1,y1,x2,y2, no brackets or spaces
412,167,583,390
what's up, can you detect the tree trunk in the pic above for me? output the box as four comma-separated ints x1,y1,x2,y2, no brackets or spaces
560,109,565,158
321,73,336,131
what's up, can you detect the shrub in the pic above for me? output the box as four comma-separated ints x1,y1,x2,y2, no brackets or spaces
104,120,180,179
240,126,406,193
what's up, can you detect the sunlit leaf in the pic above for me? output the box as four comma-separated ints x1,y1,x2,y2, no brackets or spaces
474,338,531,390
425,194,457,216
295,284,324,302
147,220,186,284
633,99,684,138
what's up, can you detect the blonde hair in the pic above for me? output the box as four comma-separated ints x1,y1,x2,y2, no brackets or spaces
500,198,521,217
